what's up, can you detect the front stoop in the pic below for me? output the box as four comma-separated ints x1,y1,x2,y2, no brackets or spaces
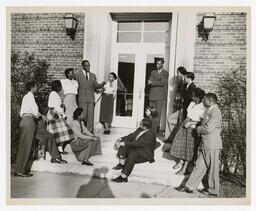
31,128,185,187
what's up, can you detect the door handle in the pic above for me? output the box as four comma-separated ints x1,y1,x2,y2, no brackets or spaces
139,88,142,99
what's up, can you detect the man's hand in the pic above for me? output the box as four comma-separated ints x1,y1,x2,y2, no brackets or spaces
184,122,191,128
148,80,152,85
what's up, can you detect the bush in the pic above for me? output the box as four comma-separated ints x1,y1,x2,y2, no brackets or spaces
216,58,246,178
11,51,51,163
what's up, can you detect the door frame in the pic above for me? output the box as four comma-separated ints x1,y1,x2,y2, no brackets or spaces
110,21,166,128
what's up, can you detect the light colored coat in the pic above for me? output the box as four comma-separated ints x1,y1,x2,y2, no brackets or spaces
75,70,101,103
197,105,223,150
148,69,169,101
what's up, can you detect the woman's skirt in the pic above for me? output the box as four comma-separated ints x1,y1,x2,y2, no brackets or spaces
63,94,78,126
99,94,114,124
169,120,198,161
71,137,102,162
46,112,74,144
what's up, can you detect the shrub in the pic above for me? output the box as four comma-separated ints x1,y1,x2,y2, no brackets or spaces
216,58,246,178
11,51,51,163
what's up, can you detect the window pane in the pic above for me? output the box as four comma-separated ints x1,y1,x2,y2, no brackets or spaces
118,22,142,31
143,32,167,43
116,54,135,117
144,22,169,31
117,32,141,42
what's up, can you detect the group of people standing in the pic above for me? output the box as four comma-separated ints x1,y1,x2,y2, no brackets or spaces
14,58,222,197
14,59,117,177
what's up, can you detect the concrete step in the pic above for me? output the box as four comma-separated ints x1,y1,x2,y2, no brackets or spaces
32,128,186,187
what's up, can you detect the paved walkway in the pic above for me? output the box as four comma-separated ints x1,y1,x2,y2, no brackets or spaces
11,172,205,198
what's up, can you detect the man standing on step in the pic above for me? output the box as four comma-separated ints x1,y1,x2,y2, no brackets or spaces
148,58,169,132
75,60,106,133
111,118,156,183
176,93,222,197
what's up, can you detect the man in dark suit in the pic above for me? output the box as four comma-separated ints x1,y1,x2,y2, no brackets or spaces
182,71,196,120
75,60,106,133
176,93,222,196
111,118,157,183
148,58,169,131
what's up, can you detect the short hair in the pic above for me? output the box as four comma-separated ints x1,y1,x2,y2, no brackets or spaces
64,68,74,78
154,57,164,64
73,108,83,120
25,81,36,91
185,72,195,81
141,118,152,129
192,88,206,101
81,60,90,66
177,66,187,75
146,106,159,118
51,80,62,92
109,72,117,80
205,93,218,103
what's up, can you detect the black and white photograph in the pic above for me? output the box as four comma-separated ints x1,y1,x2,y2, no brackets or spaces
3,2,253,207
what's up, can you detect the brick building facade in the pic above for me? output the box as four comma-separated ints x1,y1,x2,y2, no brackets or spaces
11,13,85,80
193,12,247,92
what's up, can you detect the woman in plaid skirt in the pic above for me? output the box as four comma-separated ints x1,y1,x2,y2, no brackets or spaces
46,80,74,154
170,88,206,175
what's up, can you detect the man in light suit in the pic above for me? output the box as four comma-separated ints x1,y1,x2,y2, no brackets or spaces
176,93,222,196
75,60,106,133
148,58,169,131
111,118,157,183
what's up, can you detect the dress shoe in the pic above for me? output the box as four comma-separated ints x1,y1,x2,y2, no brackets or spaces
14,172,33,177
103,130,111,134
111,175,128,183
81,160,94,166
175,186,193,193
175,185,185,191
112,163,124,170
172,162,183,169
60,159,68,164
60,151,68,155
51,158,61,164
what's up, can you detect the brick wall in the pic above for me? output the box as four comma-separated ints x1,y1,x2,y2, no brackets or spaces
193,12,247,92
11,13,85,80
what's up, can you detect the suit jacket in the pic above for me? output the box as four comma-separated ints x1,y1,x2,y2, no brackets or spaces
75,70,103,103
197,105,222,150
148,69,169,101
182,82,196,118
121,128,157,162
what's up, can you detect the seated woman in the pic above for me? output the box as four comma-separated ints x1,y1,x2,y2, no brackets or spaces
35,105,67,164
169,88,206,175
111,118,156,183
145,106,158,135
46,80,74,154
70,108,102,166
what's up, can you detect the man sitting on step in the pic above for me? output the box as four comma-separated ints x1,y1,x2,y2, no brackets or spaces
111,118,157,183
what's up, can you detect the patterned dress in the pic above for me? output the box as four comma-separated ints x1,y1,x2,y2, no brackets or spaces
169,102,205,161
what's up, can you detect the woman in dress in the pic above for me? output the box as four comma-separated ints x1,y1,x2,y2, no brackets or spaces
145,106,159,135
170,87,206,175
70,108,102,165
99,72,117,134
46,80,74,154
61,68,79,126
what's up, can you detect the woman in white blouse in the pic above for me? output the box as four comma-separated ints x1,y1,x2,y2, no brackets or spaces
61,68,79,125
169,88,206,175
47,80,74,154
99,72,117,134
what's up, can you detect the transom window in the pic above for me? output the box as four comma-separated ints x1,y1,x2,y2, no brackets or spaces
117,21,169,43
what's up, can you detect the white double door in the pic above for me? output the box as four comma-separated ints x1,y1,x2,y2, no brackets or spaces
111,43,165,128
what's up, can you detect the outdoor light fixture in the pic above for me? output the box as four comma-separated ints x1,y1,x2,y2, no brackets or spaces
64,13,78,40
197,12,216,41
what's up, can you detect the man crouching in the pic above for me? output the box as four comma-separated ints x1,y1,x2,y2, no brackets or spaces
111,118,157,183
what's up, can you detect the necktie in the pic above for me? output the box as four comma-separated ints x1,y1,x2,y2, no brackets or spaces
86,72,89,80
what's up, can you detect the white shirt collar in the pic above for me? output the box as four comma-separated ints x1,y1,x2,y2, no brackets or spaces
209,104,217,111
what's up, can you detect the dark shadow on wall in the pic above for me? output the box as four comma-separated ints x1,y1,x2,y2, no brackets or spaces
76,167,115,198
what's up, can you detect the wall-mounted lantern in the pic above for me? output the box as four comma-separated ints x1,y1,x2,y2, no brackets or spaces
64,13,78,40
197,12,216,41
